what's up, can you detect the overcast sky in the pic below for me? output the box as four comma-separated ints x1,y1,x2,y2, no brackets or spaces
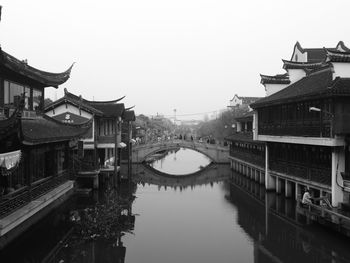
1,0,350,120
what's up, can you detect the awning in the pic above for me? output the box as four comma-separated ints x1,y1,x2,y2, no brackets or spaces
0,150,21,171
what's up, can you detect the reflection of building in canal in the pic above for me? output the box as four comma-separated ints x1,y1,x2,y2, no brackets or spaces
227,172,350,263
0,182,136,263
55,182,136,263
132,164,231,189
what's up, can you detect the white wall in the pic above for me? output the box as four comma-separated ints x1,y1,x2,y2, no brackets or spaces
46,103,94,141
230,96,243,107
332,63,350,78
264,83,289,96
292,48,307,62
46,103,93,119
287,69,306,84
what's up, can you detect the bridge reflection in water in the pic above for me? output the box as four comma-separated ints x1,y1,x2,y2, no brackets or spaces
227,172,350,263
132,163,231,189
2,164,350,262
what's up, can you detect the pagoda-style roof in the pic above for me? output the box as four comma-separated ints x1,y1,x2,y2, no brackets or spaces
83,96,125,104
230,95,262,104
21,115,92,145
123,110,136,122
282,59,325,70
45,91,103,116
64,89,125,105
260,73,290,85
0,48,73,88
61,89,125,118
291,41,349,63
0,112,92,145
251,67,350,108
90,103,125,118
326,49,350,63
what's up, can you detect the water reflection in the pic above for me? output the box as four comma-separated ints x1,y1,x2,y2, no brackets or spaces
132,163,230,190
149,148,212,175
0,182,136,263
227,172,350,263
55,183,136,263
2,158,350,262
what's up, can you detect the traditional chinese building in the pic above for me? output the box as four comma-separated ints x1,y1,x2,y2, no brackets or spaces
0,47,91,247
251,41,350,208
228,94,261,109
45,89,136,185
225,109,266,185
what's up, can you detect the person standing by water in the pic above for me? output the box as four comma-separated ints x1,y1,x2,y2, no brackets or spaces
302,189,313,206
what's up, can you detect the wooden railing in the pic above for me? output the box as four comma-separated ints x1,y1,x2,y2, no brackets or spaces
229,148,265,167
259,120,332,137
270,161,331,186
0,170,70,219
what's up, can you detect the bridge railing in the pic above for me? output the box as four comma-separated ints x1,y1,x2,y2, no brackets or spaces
132,139,228,150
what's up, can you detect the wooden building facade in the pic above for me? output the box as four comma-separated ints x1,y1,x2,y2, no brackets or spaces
0,47,90,246
251,42,350,208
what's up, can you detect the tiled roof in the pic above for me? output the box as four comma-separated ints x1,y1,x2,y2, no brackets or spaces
123,110,136,121
64,89,124,105
304,48,329,63
293,41,340,63
90,103,125,118
0,48,73,88
45,90,127,118
282,60,325,70
260,73,290,85
326,49,350,62
44,94,103,116
21,115,92,145
231,95,262,104
251,67,336,108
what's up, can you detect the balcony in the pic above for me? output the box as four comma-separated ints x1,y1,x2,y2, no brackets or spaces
229,148,265,167
258,120,332,138
0,170,70,219
270,160,331,186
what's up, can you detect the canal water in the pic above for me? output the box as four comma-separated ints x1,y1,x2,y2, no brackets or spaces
1,148,350,263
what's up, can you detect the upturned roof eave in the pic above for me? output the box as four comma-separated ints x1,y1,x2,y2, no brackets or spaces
0,49,74,88
44,96,104,116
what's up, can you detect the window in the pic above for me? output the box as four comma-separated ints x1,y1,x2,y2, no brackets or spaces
33,89,43,110
3,80,31,109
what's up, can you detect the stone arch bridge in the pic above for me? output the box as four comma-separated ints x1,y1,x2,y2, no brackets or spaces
131,140,229,163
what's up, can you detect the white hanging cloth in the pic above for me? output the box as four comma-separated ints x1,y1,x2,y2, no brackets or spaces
0,150,21,171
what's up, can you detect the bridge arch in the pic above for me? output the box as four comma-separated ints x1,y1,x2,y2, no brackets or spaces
142,144,214,163
132,163,231,189
132,140,229,164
